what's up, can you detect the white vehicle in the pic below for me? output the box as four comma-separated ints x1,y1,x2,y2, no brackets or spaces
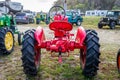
85,10,108,16
0,1,23,14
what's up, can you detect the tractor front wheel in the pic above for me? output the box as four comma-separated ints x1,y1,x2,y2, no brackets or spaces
98,23,103,29
21,29,41,76
18,32,22,45
0,28,14,54
80,30,100,77
117,49,120,73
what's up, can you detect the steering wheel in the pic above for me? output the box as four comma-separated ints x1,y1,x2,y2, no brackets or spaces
48,6,66,21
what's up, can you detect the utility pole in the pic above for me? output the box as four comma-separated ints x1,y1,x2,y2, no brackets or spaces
63,0,67,11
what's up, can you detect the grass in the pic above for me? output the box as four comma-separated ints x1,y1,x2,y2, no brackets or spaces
0,16,120,80
82,16,101,29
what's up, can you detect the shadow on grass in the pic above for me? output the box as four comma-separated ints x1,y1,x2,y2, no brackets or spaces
98,26,120,31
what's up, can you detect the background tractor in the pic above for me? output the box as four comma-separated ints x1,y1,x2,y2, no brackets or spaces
35,12,47,24
0,0,23,55
21,6,100,78
98,10,120,29
66,10,83,26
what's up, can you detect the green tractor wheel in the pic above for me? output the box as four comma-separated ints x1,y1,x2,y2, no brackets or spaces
0,28,14,54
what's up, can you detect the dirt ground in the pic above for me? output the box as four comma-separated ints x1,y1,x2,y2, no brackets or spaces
0,24,120,80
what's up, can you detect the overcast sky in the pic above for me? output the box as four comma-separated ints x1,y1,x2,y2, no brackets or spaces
0,0,57,12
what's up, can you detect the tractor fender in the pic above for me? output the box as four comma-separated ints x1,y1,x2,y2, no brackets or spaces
75,27,86,46
34,26,45,46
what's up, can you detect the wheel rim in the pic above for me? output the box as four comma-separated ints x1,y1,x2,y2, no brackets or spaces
34,49,41,69
80,48,86,69
77,20,81,25
5,32,13,51
117,55,120,70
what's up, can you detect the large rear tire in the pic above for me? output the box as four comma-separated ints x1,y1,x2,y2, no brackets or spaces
117,49,120,73
0,28,14,54
80,30,100,77
21,29,41,76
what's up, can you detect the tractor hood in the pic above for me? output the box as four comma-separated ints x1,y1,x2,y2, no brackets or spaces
0,16,5,26
0,14,11,26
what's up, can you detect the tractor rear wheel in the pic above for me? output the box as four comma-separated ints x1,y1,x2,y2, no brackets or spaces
117,49,120,73
21,29,41,76
0,28,14,54
80,30,100,77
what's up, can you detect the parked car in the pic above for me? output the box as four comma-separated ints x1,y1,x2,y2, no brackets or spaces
98,10,120,29
66,10,83,26
15,12,34,24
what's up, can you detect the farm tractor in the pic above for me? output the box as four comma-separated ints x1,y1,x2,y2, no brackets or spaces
35,12,47,24
21,6,100,78
66,10,83,26
0,1,23,55
98,10,120,29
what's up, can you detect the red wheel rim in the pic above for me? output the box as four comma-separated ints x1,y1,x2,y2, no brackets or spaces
117,55,120,70
34,49,41,69
80,47,86,69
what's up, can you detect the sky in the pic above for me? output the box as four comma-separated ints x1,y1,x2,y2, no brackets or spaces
0,0,57,12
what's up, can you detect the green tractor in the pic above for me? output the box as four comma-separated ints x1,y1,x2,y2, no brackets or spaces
35,12,47,24
0,1,23,55
0,13,22,55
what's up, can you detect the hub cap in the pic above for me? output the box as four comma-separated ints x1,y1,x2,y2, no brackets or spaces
5,32,13,51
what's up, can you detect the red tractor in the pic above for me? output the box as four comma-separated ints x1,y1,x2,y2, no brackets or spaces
21,6,100,78
117,49,120,73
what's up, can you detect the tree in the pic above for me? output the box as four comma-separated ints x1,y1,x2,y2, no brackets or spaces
54,0,119,11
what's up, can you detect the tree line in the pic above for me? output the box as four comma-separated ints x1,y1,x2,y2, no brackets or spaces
54,0,120,12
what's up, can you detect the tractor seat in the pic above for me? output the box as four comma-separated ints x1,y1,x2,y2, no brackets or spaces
49,21,72,31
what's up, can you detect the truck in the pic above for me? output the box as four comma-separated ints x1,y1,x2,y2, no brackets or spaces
66,10,83,26
98,10,120,29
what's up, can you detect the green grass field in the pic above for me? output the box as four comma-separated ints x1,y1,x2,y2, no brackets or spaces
82,16,101,29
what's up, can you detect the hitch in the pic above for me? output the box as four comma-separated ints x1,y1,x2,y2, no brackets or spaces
58,52,62,63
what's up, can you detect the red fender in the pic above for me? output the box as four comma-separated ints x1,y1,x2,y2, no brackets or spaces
75,27,86,46
34,26,45,46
